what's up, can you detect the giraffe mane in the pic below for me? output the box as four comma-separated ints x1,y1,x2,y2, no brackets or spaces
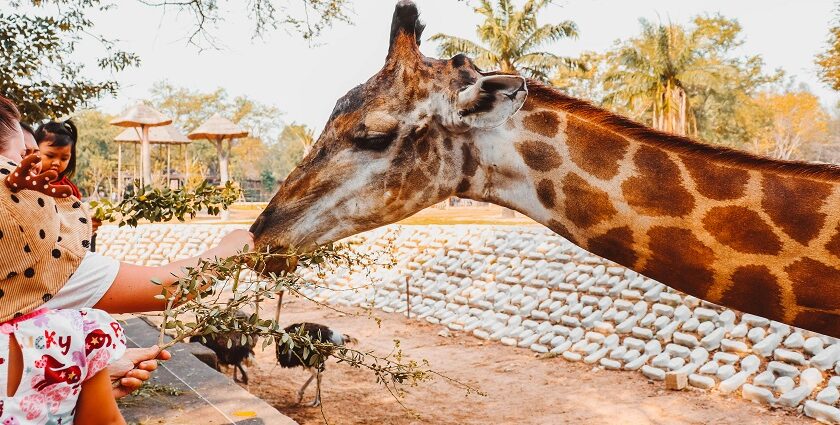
524,79,840,182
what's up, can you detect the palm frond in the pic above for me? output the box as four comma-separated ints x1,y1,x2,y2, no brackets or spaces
430,34,493,59
520,21,579,53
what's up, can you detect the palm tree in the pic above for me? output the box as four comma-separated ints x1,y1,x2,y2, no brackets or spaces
601,19,729,136
286,124,315,155
430,0,581,81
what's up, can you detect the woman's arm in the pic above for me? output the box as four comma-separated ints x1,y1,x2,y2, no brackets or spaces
74,369,126,425
93,229,253,314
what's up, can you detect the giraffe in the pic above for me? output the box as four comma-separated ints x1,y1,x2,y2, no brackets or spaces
252,0,840,338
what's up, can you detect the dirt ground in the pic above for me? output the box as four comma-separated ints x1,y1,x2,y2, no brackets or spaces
243,298,812,425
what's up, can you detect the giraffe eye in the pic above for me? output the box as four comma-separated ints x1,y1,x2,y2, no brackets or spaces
353,133,396,152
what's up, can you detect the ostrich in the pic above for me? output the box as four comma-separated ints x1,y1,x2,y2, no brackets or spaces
276,322,356,407
190,310,257,384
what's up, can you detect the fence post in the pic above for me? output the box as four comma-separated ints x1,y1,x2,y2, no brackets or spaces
405,276,411,319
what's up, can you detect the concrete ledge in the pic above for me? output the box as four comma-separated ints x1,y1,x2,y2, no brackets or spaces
119,317,296,425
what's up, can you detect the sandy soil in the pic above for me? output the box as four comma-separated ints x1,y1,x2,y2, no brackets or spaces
243,298,813,425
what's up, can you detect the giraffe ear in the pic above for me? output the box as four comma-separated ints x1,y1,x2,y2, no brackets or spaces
456,75,527,129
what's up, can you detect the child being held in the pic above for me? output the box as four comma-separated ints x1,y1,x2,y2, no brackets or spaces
35,120,102,251
0,97,126,424
34,120,81,198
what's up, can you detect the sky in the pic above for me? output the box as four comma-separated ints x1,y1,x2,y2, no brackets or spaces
68,0,839,135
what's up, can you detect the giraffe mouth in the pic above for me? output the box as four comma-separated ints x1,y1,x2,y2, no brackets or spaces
248,246,299,276
249,211,300,275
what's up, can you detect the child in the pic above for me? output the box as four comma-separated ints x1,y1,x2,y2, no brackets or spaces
1,98,126,424
36,120,102,251
35,120,81,200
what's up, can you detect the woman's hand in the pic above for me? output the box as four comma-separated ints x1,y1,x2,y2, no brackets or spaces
211,229,255,258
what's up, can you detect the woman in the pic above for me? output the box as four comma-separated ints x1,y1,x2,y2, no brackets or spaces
0,96,254,397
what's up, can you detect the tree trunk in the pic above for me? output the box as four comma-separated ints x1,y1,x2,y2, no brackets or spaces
141,126,152,186
214,138,232,221
215,138,230,185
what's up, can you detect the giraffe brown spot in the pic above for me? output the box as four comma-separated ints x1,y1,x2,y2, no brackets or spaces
456,179,470,193
536,179,556,209
786,258,840,310
546,219,577,245
515,140,562,172
762,174,831,245
825,224,840,259
565,115,628,180
461,144,479,177
562,173,616,229
523,111,560,138
623,146,695,217
416,137,431,160
702,206,783,255
404,167,430,196
587,226,638,269
719,266,784,321
680,155,749,201
643,226,715,297
793,310,840,338
385,171,403,191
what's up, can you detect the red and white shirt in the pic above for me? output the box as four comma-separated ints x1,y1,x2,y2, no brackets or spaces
0,308,125,424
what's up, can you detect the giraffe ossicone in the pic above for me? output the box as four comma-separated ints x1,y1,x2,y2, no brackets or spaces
252,0,840,338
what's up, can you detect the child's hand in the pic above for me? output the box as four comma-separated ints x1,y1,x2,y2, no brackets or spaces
109,346,172,399
4,154,74,198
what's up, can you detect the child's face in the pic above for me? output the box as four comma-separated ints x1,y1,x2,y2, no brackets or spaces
39,141,72,174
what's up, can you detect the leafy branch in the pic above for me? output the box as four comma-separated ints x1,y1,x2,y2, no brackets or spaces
146,243,484,415
89,181,241,226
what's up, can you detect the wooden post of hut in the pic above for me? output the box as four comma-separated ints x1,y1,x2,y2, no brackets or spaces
188,114,249,220
110,103,172,188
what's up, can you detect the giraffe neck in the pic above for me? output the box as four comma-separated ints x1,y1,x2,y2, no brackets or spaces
458,85,840,338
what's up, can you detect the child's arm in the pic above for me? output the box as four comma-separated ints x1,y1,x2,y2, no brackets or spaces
93,229,254,313
74,368,126,425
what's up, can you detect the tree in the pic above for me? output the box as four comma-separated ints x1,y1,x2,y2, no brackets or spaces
148,82,283,184
139,0,352,45
281,122,316,156
272,124,310,179
73,110,122,197
552,51,605,101
231,137,271,181
752,88,830,160
598,15,779,141
430,0,580,81
1,2,139,121
3,0,352,122
817,6,840,91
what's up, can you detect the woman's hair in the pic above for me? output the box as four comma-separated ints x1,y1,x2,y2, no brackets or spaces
0,95,21,152
35,119,79,178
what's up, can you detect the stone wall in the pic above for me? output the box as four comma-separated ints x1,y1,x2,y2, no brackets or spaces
99,224,840,423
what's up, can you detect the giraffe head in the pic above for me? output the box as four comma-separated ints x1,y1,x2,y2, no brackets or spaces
251,0,526,263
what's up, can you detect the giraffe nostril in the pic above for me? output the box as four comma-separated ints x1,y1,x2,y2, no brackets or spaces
249,214,266,236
